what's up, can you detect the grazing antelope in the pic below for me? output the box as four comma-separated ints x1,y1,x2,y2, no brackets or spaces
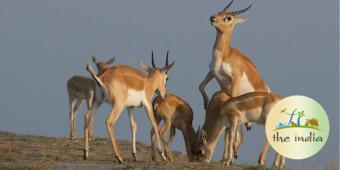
85,51,175,163
150,93,196,161
194,91,245,162
66,56,115,140
198,0,269,133
195,92,286,168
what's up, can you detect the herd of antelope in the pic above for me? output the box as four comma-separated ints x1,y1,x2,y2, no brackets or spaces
66,1,286,168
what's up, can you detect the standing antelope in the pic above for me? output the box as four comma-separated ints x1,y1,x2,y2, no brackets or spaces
199,0,269,108
66,56,115,141
85,51,175,163
194,91,245,162
195,92,286,168
150,93,196,161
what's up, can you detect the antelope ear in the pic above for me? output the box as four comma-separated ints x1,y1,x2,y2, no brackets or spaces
139,60,152,73
106,57,115,65
235,17,247,24
91,55,98,64
163,61,175,73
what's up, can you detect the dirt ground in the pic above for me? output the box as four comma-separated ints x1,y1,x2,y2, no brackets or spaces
0,131,262,170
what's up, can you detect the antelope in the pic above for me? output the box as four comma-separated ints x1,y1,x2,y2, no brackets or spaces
85,51,175,163
195,92,286,168
199,0,270,108
150,93,196,161
193,91,245,162
66,56,115,141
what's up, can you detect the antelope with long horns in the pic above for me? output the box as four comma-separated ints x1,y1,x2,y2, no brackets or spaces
66,56,115,141
85,51,175,163
199,0,269,130
195,92,286,168
151,92,196,161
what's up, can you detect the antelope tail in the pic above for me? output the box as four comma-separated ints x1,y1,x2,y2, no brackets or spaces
86,62,110,102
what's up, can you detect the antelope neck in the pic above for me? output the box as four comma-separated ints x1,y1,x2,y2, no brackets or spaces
213,31,232,57
203,115,226,157
186,126,196,148
145,72,159,97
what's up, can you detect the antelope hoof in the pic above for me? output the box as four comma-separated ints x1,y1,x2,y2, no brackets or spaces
151,150,157,160
151,154,156,161
165,150,174,162
83,149,88,160
168,155,174,162
226,160,232,167
272,162,284,169
224,159,232,167
132,153,137,162
221,159,227,165
258,159,265,166
159,151,167,161
116,156,124,164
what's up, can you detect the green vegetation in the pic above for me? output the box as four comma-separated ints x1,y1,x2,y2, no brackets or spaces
274,126,321,131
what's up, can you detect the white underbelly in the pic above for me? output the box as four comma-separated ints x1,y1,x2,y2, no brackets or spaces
240,107,262,123
126,89,146,107
238,73,255,95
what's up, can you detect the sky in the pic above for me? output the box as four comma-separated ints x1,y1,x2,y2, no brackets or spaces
0,0,338,168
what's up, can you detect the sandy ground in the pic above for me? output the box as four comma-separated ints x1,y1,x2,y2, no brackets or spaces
0,131,262,169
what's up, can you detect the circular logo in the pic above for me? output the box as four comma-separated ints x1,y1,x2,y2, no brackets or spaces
265,95,329,159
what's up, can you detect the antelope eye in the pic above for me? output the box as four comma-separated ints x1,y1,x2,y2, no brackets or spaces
166,77,169,81
225,16,232,22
